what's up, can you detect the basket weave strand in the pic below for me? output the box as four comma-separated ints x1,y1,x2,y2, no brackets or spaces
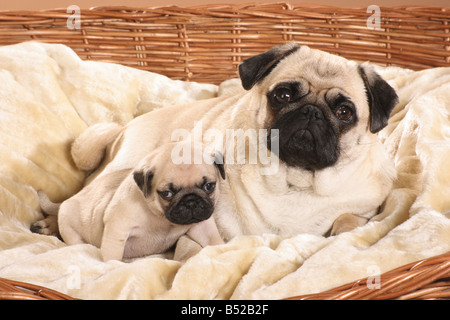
0,278,76,300
0,4,449,84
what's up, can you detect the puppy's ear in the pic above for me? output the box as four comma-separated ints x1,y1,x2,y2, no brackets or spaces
213,152,226,180
133,170,154,198
239,42,300,90
358,64,399,133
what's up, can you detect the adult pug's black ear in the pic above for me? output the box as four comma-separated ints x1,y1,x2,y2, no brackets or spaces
213,152,226,180
133,170,154,198
238,42,301,90
358,64,399,133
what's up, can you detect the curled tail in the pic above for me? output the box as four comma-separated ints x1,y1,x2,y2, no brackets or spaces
71,122,123,171
38,190,61,216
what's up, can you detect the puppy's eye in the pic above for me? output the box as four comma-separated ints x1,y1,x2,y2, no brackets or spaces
202,182,216,194
273,87,292,104
336,105,353,122
158,190,174,201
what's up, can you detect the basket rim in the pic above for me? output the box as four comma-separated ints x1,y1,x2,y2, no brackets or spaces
0,3,449,13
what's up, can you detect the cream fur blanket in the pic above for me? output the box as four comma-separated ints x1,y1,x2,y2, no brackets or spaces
0,42,449,300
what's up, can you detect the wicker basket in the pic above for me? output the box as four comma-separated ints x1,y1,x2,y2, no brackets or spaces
1,3,449,84
0,3,449,300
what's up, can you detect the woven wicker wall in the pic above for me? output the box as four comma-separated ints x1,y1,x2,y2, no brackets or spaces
0,4,449,84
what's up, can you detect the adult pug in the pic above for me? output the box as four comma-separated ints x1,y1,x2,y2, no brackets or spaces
35,142,225,261
66,42,398,241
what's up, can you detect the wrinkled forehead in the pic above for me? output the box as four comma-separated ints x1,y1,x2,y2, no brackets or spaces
261,46,365,96
157,163,216,188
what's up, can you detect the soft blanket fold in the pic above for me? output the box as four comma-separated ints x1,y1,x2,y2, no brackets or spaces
0,42,449,299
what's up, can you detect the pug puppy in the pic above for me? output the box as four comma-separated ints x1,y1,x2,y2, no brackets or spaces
33,142,225,261
37,42,398,242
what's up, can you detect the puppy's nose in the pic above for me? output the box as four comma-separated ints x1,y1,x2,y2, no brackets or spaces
300,105,323,121
183,198,198,210
181,194,199,210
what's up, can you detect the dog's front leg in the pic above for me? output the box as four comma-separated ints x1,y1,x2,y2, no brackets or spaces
173,218,224,262
100,222,130,261
173,235,203,262
186,217,224,247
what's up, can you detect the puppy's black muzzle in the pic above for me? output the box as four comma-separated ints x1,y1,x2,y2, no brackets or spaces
166,193,214,225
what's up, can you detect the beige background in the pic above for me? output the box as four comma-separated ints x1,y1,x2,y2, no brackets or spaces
1,0,449,10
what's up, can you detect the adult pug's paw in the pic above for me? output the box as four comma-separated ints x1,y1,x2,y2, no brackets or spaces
330,213,368,236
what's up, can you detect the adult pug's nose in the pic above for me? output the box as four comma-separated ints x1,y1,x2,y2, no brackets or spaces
300,105,324,121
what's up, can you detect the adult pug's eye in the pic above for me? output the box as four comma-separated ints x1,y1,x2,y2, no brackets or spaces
202,182,216,194
273,87,293,104
158,190,174,200
336,105,353,122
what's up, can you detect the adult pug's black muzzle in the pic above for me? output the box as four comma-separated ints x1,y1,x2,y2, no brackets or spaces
166,193,214,225
270,104,339,171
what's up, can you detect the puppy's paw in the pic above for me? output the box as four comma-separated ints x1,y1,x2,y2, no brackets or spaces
30,216,59,237
173,235,203,262
330,213,368,236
